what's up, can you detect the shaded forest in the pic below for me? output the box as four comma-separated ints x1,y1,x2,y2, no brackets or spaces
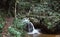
0,0,60,37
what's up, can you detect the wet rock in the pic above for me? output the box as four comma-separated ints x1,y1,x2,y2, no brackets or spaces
24,23,33,32
29,17,40,29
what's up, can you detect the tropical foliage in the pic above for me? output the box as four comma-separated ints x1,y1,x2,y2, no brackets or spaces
0,0,60,36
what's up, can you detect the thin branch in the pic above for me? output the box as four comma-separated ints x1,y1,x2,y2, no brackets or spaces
15,0,17,18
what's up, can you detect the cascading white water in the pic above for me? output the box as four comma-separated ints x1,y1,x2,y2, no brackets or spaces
22,18,40,34
27,22,40,34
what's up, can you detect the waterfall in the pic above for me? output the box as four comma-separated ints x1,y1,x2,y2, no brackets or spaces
22,18,40,34
27,22,40,34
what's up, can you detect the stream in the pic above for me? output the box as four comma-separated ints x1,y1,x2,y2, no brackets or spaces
26,34,60,37
23,18,60,37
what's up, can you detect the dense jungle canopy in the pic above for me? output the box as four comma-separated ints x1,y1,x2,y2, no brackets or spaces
0,0,60,36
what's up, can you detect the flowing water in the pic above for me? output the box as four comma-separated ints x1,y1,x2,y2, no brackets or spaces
22,18,40,34
27,22,40,34
26,34,60,37
23,18,60,37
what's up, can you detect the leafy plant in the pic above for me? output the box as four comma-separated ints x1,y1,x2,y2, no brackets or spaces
0,17,5,33
8,18,27,37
